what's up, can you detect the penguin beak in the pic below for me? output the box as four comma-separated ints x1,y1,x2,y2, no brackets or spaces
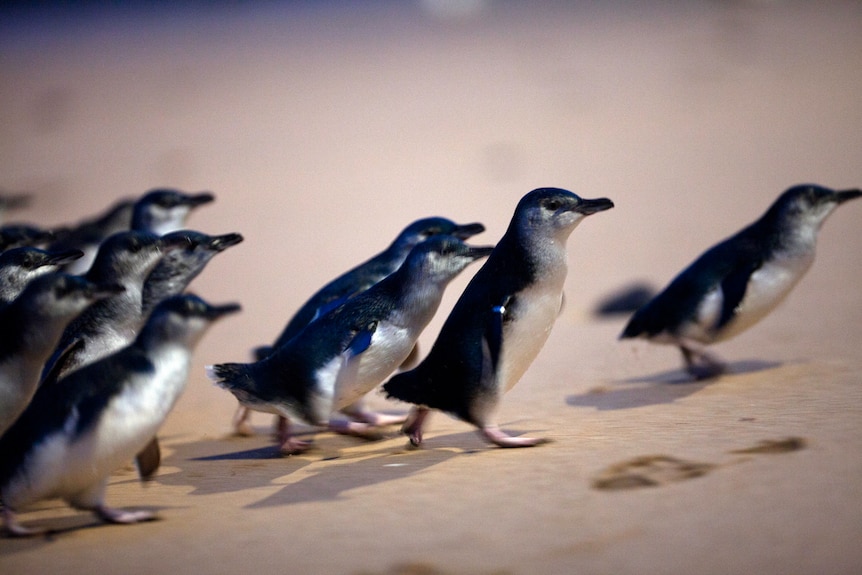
834,189,862,204
574,197,615,215
44,248,85,266
204,302,242,320
186,192,215,207
466,244,495,260
208,233,244,252
452,222,486,240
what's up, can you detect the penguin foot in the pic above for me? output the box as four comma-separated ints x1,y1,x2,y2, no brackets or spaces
339,407,408,427
680,345,725,380
480,426,551,448
232,405,255,436
278,437,312,455
276,417,312,454
2,508,46,537
328,419,385,440
401,407,431,447
95,505,156,525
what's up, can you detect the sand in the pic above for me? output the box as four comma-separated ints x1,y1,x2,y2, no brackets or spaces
1,2,861,574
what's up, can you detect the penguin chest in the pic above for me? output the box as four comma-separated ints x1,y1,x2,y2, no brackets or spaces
0,359,39,430
330,322,414,410
717,253,814,341
16,349,191,504
496,282,565,394
685,252,815,343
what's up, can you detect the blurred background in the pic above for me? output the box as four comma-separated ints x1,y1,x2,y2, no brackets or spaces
2,0,861,425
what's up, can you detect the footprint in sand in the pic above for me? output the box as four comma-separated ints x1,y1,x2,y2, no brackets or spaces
591,437,806,491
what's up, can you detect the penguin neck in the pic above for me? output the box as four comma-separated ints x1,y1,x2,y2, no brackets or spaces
503,222,571,283
141,254,205,316
380,266,447,326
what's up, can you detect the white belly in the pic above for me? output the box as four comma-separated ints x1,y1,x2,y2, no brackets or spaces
331,322,415,410
497,281,565,394
3,347,190,509
681,253,814,344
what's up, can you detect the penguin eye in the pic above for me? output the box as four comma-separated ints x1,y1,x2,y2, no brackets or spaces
544,199,562,211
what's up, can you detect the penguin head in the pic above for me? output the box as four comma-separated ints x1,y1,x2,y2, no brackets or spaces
771,184,862,232
0,247,84,298
88,230,169,283
160,230,244,255
131,188,215,235
0,223,55,251
391,217,486,252
402,235,494,284
19,273,124,320
142,293,241,348
514,188,614,242
0,246,84,274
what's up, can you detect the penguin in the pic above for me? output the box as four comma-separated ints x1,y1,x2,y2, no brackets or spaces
620,184,862,379
0,246,84,306
383,188,614,448
47,198,135,275
141,230,244,317
0,224,55,252
0,294,240,536
232,216,485,436
208,235,493,454
39,231,187,385
0,192,30,226
130,188,215,236
0,273,121,436
134,229,242,478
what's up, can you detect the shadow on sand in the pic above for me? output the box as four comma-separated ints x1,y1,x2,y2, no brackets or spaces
567,359,782,410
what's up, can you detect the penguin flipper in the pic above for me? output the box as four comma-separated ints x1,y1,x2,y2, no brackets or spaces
485,295,512,372
39,338,85,388
333,322,378,404
715,257,762,331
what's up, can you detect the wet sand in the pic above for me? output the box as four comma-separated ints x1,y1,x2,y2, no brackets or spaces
1,2,861,574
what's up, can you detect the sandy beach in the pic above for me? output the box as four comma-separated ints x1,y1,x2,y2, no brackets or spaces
1,2,861,573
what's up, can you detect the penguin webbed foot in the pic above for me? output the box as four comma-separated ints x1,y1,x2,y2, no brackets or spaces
480,426,551,448
328,419,385,440
276,417,313,455
338,404,408,427
2,508,47,538
95,505,157,525
231,405,256,437
401,406,430,447
679,344,725,381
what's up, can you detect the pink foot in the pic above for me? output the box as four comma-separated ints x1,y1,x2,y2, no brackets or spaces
480,426,551,448
277,418,312,455
95,505,156,525
3,507,46,537
402,407,430,447
232,405,255,436
340,407,408,427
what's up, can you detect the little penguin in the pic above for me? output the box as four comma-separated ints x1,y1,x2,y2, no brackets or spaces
208,235,493,454
141,230,244,317
620,184,862,379
40,231,187,385
130,188,215,236
0,294,240,536
233,216,485,436
48,198,135,275
0,224,55,252
383,188,614,448
0,246,84,306
0,273,121,436
0,192,30,226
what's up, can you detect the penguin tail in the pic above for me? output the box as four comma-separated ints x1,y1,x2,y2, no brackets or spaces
382,370,428,407
206,362,253,394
